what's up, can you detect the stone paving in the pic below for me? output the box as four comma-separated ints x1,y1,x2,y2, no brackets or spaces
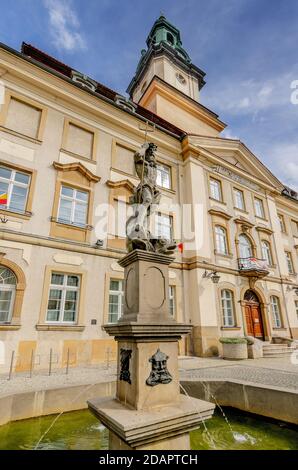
0,355,297,398
179,356,298,392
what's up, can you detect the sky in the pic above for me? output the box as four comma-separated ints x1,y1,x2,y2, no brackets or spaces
0,0,297,190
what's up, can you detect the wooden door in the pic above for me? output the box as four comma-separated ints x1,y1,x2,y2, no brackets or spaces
244,303,264,339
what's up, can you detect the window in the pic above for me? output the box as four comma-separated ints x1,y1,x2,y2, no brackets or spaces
169,286,175,317
58,185,89,227
46,273,80,323
0,266,16,323
65,122,95,160
270,296,282,328
292,220,298,235
108,279,123,323
156,164,171,189
156,213,173,240
0,165,30,214
285,252,294,274
278,214,286,233
295,300,298,319
238,234,253,258
261,240,273,266
166,32,174,45
215,226,228,255
221,290,235,327
5,97,42,139
234,189,245,210
254,198,265,218
210,178,222,201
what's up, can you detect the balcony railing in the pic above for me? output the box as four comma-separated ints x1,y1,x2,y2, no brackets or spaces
238,257,269,277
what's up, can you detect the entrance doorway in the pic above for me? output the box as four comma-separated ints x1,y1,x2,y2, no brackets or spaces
243,290,264,340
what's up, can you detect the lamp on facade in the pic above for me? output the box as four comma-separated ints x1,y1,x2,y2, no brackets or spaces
202,270,221,284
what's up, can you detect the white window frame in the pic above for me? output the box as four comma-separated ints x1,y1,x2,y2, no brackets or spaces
270,296,282,328
0,165,30,214
261,240,272,266
215,226,228,255
156,163,171,190
278,214,286,233
169,285,175,317
221,289,236,327
234,188,245,210
155,213,173,241
210,178,222,202
254,198,265,218
46,273,80,324
108,279,124,323
238,234,253,258
0,267,16,324
285,252,294,274
57,185,89,227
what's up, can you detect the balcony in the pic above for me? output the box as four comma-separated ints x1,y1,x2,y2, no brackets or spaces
238,257,269,278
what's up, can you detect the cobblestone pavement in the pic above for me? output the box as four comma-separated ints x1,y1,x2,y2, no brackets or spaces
179,359,298,391
0,356,297,397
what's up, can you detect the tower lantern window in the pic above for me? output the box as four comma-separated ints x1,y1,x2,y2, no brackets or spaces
166,32,174,45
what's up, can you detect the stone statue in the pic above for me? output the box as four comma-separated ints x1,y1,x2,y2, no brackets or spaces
126,142,176,255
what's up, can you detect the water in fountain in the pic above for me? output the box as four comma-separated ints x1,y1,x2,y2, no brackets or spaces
34,382,100,450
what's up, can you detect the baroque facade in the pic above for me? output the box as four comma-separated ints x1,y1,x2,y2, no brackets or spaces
0,16,297,372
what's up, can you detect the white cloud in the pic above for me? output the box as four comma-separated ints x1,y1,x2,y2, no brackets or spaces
269,144,298,191
43,0,86,51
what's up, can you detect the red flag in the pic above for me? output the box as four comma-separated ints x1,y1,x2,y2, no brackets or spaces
178,242,184,253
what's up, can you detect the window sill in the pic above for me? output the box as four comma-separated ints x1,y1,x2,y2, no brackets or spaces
0,126,42,145
220,326,241,330
255,215,268,222
233,207,248,214
0,208,32,220
36,324,85,332
215,251,233,259
51,218,93,231
272,327,287,331
209,197,226,205
0,324,21,330
60,148,96,164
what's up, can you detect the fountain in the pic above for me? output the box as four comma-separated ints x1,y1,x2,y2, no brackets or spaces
87,142,215,450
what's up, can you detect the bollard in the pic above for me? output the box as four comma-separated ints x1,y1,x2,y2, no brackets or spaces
29,349,34,378
49,348,53,376
66,348,70,375
106,347,110,370
8,350,15,381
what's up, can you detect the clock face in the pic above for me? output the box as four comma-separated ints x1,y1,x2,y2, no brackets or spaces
176,73,186,85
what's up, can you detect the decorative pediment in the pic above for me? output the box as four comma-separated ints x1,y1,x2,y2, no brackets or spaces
256,225,274,235
53,161,101,183
234,217,254,232
187,135,283,191
106,179,135,193
208,208,232,220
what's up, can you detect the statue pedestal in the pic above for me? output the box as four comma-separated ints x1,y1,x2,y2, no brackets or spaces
88,250,215,450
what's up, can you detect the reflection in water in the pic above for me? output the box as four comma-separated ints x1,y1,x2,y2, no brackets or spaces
0,408,297,450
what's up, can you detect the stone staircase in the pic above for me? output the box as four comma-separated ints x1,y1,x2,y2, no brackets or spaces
262,343,296,358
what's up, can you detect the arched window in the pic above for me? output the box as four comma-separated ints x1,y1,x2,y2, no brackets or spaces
238,234,253,258
221,290,235,327
215,226,228,254
0,266,17,323
166,32,174,45
261,240,272,265
270,296,282,328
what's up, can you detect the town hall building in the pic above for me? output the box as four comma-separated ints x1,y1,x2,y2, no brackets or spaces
0,16,297,373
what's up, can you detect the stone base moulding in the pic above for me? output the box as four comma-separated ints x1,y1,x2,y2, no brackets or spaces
88,394,215,450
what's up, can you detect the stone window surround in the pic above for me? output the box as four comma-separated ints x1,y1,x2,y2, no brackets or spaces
0,89,48,143
36,264,86,331
216,282,241,330
252,194,268,221
111,138,177,193
232,186,246,212
50,162,100,243
209,209,233,257
0,254,26,331
208,174,224,203
0,160,37,220
269,293,285,330
61,117,98,162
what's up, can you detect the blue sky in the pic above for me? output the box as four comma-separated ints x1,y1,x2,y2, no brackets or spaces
0,0,297,189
